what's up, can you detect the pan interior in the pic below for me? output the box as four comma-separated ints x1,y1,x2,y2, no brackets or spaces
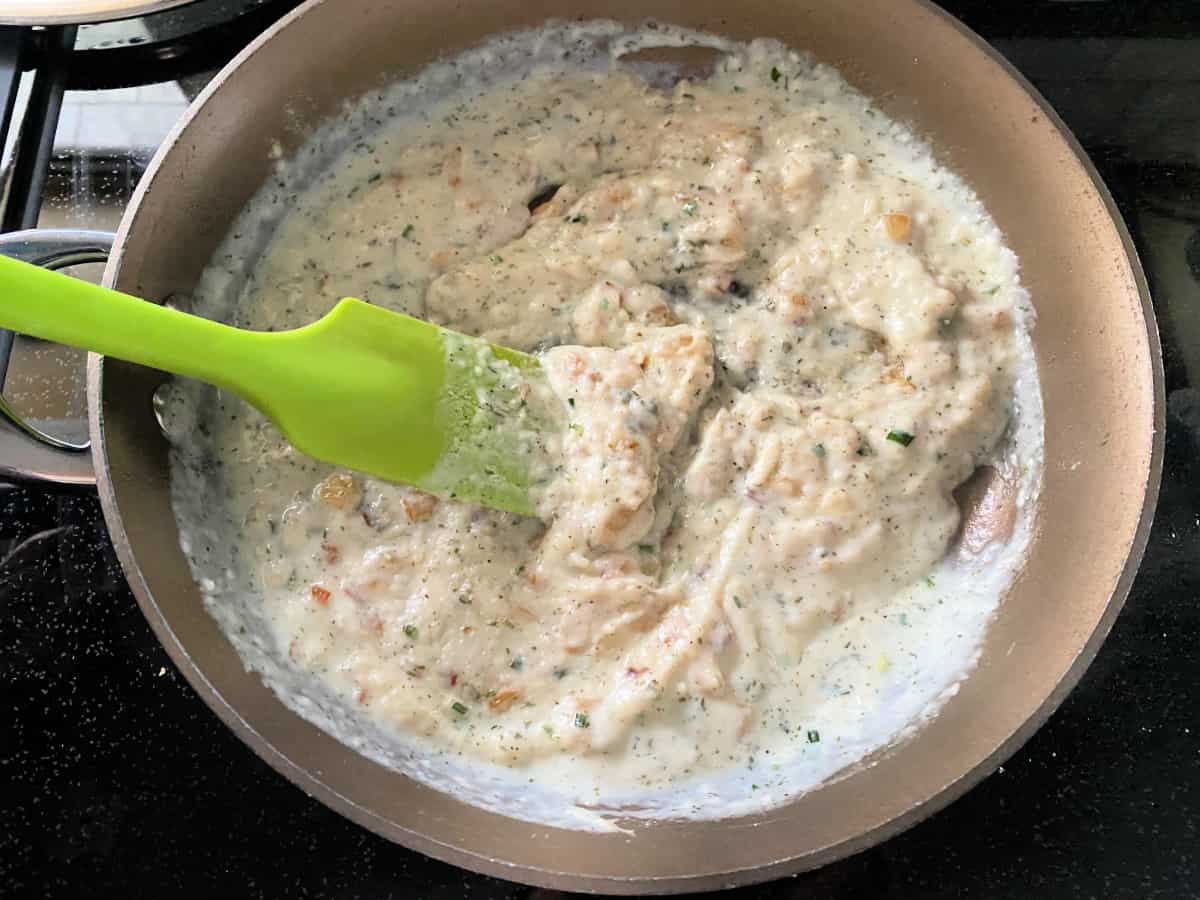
151,20,1044,829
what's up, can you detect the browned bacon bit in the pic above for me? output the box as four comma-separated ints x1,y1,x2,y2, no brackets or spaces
310,585,332,606
360,509,375,528
488,688,522,712
402,490,439,523
406,665,426,679
626,667,649,678
356,687,369,704
321,541,340,564
883,212,912,241
449,672,459,687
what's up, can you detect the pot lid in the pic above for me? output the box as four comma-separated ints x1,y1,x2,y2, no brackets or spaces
0,0,193,25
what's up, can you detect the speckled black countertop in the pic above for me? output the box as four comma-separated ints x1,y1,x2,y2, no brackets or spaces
2,2,1199,897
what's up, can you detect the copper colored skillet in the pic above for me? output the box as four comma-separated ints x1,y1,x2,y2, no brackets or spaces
0,0,1162,892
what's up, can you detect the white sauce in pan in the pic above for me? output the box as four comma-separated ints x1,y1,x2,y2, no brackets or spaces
161,22,1043,828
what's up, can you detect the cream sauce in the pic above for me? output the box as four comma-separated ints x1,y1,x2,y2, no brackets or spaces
162,22,1043,828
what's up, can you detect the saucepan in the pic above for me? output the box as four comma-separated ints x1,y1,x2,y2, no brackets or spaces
0,0,1162,892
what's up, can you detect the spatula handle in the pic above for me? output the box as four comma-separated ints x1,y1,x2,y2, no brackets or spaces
0,253,263,396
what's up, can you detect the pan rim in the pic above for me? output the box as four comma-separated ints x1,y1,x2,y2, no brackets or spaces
86,0,1165,891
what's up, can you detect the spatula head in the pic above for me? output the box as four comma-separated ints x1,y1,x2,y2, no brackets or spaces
256,298,556,516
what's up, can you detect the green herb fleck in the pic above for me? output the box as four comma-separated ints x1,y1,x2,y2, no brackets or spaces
567,397,575,408
637,544,655,555
489,254,504,264
458,594,472,605
770,66,782,82
900,613,910,626
543,723,555,737
733,596,745,609
575,712,590,729
403,624,418,639
451,701,468,715
401,223,415,239
813,443,826,458
569,423,584,435
806,729,821,744
661,220,671,231
682,199,699,216
553,667,568,680
925,576,935,588
514,564,526,576
886,429,915,447
510,656,524,671
856,443,873,457
567,214,588,224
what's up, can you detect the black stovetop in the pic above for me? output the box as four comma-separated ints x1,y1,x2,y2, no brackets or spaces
2,2,1199,897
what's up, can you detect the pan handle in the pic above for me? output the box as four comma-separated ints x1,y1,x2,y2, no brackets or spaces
0,228,115,487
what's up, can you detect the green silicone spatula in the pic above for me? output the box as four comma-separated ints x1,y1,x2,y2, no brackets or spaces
0,254,554,516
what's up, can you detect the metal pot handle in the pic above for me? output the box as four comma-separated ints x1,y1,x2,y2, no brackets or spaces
0,228,116,487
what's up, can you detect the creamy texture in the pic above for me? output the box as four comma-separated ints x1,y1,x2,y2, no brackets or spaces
163,23,1042,827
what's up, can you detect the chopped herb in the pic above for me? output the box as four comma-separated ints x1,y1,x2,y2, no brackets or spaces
637,544,655,555
925,576,935,588
403,624,418,639
567,397,576,408
770,66,782,82
510,656,524,671
458,594,472,605
401,223,415,239
514,564,526,576
900,613,910,626
488,254,504,264
543,723,555,737
813,443,826,458
886,429,915,447
661,220,671,231
985,285,1000,295
569,423,584,435
806,729,821,744
733,596,745,609
567,214,588,224
451,701,468,715
856,443,873,457
575,712,590,729
682,199,699,216
553,667,568,680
